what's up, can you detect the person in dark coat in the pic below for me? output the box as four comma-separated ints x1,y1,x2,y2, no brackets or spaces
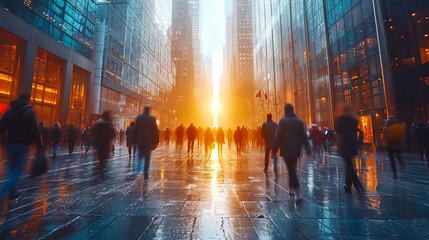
0,94,42,201
186,123,198,153
67,122,78,156
234,126,243,155
50,122,62,160
91,110,116,174
175,123,185,150
414,121,429,162
261,113,278,172
82,127,91,154
164,127,171,147
335,104,364,193
309,124,323,158
272,104,310,202
216,127,225,157
135,106,159,180
204,127,215,156
383,116,405,179
126,122,136,159
39,122,49,152
119,129,125,146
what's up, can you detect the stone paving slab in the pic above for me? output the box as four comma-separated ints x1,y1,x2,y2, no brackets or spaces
0,145,429,239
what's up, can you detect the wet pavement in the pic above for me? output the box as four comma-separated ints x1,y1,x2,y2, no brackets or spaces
0,144,429,239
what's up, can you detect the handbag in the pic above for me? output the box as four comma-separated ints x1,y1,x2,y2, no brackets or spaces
31,147,48,177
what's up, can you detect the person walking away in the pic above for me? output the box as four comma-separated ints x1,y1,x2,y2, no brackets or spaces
67,122,78,156
234,126,243,155
323,127,334,154
91,111,116,175
335,104,364,193
197,126,204,148
261,114,278,172
39,122,49,152
357,128,364,155
272,104,311,202
164,127,171,148
135,106,159,180
0,94,43,201
175,124,185,150
186,123,198,153
119,129,124,146
414,121,429,162
227,128,233,149
309,124,323,158
204,127,215,156
383,116,405,179
216,127,225,157
82,127,91,154
50,122,62,160
126,122,136,159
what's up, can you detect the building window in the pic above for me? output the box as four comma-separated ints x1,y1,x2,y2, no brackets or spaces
69,66,89,127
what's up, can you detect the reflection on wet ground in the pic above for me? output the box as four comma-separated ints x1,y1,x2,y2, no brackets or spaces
0,145,429,239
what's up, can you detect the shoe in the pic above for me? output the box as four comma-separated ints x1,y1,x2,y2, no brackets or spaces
344,185,352,194
294,188,303,203
8,193,20,201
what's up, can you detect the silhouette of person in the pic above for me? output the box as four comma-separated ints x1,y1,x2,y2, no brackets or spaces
261,113,277,172
92,110,116,175
186,123,197,153
175,123,185,150
234,126,243,155
216,127,225,157
126,122,136,159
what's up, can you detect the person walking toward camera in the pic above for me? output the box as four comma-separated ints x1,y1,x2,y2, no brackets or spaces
50,122,62,160
135,106,159,180
91,110,116,175
272,104,310,202
0,94,43,201
382,116,405,179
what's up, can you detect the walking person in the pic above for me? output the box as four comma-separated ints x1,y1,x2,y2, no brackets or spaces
126,122,136,159
186,123,197,153
323,127,334,154
234,126,243,155
67,122,78,156
204,127,215,156
175,123,185,150
0,94,43,201
91,110,116,175
50,122,62,160
164,127,171,148
227,128,233,149
119,129,125,146
82,127,91,154
383,116,405,179
335,104,364,193
197,126,204,148
135,106,159,180
216,127,225,157
272,104,311,202
39,122,49,152
261,114,277,172
309,124,323,158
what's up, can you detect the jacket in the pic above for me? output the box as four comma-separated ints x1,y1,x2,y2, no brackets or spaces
273,113,310,159
0,98,42,147
335,114,358,158
261,119,277,147
135,111,159,149
383,122,404,149
126,125,136,147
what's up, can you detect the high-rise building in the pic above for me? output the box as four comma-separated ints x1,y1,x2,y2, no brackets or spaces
96,0,175,128
189,0,201,98
171,0,195,125
0,0,96,127
252,0,429,147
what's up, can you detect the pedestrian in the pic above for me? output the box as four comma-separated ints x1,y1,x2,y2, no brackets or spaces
39,122,49,152
82,126,91,154
382,116,405,179
126,122,136,159
309,124,323,158
272,104,311,202
175,123,185,150
261,113,278,172
204,127,215,156
216,127,225,157
414,121,429,162
50,122,62,160
91,110,116,175
164,127,171,147
186,123,197,153
0,94,43,201
357,128,364,155
335,104,364,193
234,126,243,155
197,126,204,148
119,129,125,146
67,122,78,156
227,128,233,149
135,106,159,180
323,127,334,154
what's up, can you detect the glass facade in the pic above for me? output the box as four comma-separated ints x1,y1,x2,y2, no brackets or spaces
0,0,97,59
69,66,90,127
31,48,64,127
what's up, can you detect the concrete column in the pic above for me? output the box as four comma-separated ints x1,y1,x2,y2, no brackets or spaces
91,19,107,115
60,62,73,125
20,42,37,96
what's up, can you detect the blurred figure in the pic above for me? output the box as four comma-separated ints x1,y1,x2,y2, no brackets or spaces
234,126,243,155
414,121,429,162
216,127,225,157
241,126,248,152
272,104,310,202
164,127,171,147
135,106,159,180
67,122,78,156
0,94,42,201
309,124,323,158
197,126,204,148
383,116,405,179
126,122,136,159
204,127,215,156
175,123,185,150
82,127,91,154
335,104,364,193
357,128,364,155
261,114,277,172
50,122,62,160
39,122,49,152
186,123,197,153
119,129,124,146
91,110,116,175
323,127,334,155
227,128,233,149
